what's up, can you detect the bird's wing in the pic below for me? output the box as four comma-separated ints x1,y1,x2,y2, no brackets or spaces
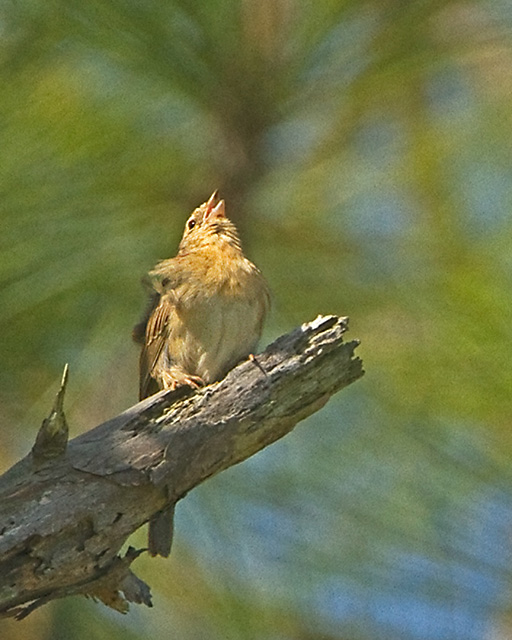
138,293,175,400
132,290,159,344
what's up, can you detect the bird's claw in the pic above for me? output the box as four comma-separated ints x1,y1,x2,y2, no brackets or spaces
161,370,204,391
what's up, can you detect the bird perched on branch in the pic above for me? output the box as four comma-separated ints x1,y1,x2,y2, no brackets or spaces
133,190,270,556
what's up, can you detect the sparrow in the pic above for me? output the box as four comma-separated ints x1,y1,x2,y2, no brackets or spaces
133,190,270,555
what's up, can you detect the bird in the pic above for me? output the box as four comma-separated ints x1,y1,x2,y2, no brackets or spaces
133,190,270,556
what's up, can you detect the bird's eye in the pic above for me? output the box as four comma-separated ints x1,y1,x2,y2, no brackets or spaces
188,219,196,230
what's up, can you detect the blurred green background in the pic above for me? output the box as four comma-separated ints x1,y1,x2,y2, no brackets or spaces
2,1,512,639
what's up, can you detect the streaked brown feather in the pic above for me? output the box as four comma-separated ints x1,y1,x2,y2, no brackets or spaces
138,295,174,400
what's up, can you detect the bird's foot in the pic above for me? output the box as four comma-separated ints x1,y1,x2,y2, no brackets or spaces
161,370,204,391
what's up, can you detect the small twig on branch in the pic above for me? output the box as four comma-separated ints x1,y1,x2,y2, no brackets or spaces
0,315,363,619
32,363,69,463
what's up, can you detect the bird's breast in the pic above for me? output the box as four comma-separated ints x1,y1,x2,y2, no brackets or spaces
168,261,268,383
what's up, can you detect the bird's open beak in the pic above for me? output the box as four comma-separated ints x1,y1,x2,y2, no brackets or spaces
209,200,225,219
205,190,219,213
204,190,225,219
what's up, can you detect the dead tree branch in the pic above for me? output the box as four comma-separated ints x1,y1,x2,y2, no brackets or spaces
0,315,363,619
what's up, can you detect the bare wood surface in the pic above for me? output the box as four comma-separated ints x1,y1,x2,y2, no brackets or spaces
0,315,363,619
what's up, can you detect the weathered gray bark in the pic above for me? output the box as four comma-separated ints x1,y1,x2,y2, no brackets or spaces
0,315,363,619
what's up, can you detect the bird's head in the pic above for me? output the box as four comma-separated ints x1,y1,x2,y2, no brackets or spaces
178,191,242,253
